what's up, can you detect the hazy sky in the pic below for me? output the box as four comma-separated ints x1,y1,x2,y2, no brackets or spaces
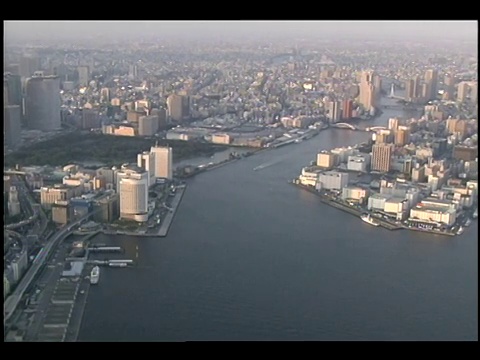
4,21,478,42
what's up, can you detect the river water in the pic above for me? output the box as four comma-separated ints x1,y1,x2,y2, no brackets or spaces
78,96,477,341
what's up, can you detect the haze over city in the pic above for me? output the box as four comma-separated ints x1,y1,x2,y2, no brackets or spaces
4,20,478,43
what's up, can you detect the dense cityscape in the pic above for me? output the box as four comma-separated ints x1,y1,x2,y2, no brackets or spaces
3,21,478,342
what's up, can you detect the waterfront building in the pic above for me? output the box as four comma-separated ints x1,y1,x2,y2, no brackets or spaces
93,191,119,223
367,193,391,211
371,143,394,172
358,70,376,112
327,101,341,123
4,105,22,150
347,154,370,172
316,151,337,169
388,117,400,132
341,186,369,203
137,151,156,187
25,75,61,131
150,145,173,180
409,199,456,226
384,197,409,220
342,99,353,120
119,169,149,222
330,147,355,164
374,129,393,144
318,171,349,191
211,133,232,144
298,167,322,187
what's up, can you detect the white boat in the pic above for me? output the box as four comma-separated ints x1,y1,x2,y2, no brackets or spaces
456,226,464,235
90,266,100,284
361,214,380,227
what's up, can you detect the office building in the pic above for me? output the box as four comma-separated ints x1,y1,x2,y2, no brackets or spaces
318,171,349,190
443,73,455,101
52,200,71,225
424,69,438,101
347,154,370,172
4,105,21,150
40,185,75,209
457,82,469,102
371,143,394,172
342,99,353,119
119,168,149,222
25,75,61,131
394,126,410,146
405,78,416,102
211,133,232,144
138,115,158,136
93,191,119,223
167,94,190,122
388,117,400,131
150,145,173,180
316,151,336,169
327,101,341,123
81,109,101,129
358,70,376,112
453,146,478,161
137,151,156,187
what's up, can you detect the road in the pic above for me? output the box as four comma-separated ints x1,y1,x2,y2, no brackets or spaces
4,213,93,322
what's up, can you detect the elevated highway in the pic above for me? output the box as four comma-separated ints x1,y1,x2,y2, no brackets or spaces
4,212,94,323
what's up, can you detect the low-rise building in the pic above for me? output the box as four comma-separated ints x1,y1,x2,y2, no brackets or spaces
318,171,349,190
347,153,370,172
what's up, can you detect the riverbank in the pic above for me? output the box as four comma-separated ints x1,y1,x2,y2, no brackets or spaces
291,182,455,237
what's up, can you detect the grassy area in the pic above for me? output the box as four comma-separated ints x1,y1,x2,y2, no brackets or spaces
5,133,227,168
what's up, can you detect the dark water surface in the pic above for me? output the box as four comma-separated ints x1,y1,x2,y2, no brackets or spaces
79,99,478,341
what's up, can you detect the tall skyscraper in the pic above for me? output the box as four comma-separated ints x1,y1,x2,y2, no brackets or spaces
424,69,438,101
137,151,156,187
25,75,61,131
77,66,90,87
371,143,394,172
150,145,173,180
443,73,455,101
388,117,400,132
4,105,22,150
119,169,149,222
167,94,190,122
342,99,353,119
469,82,478,104
394,126,410,146
327,101,341,123
358,70,376,113
405,79,415,102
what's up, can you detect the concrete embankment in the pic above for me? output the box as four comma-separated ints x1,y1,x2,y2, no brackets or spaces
156,185,187,237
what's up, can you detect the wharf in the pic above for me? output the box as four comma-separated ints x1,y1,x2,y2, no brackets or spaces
156,184,187,237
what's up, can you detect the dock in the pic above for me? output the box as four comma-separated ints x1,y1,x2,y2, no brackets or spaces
156,184,187,237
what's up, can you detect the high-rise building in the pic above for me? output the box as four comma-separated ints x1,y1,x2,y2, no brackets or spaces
77,66,90,87
150,145,173,180
167,94,190,122
470,82,478,104
388,117,400,132
454,119,467,140
19,56,41,78
316,151,336,169
4,105,21,150
4,73,22,106
25,75,61,131
405,78,415,102
443,73,455,101
100,88,110,103
137,151,156,187
138,115,159,136
394,126,410,147
373,74,382,97
358,70,376,112
119,169,149,222
457,82,469,102
342,99,353,119
327,101,341,123
424,69,438,101
371,143,394,172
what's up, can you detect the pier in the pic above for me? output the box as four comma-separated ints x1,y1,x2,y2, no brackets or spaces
156,184,187,237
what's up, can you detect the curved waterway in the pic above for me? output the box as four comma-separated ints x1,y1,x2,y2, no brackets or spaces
79,97,477,341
